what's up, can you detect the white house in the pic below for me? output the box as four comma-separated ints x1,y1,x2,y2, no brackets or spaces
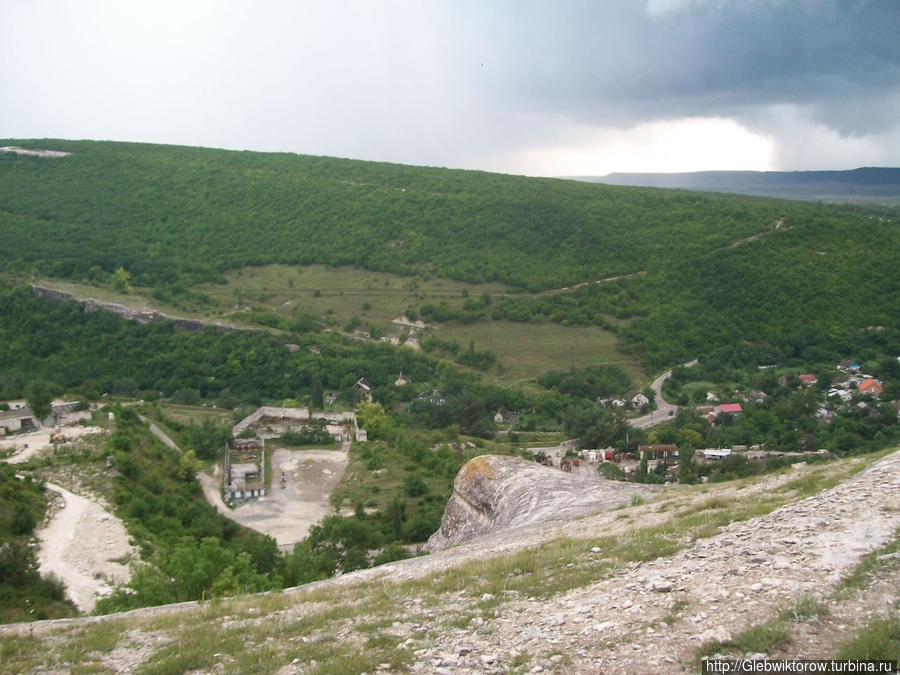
828,388,853,403
701,448,732,461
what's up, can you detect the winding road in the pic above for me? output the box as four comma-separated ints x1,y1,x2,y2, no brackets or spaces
628,359,697,430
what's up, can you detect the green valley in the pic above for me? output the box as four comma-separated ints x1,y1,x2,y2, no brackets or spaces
1,140,899,628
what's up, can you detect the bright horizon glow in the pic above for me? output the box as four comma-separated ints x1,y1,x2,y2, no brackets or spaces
480,117,773,177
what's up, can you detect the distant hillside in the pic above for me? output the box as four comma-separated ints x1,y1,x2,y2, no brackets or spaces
0,139,874,292
581,167,900,204
2,140,899,370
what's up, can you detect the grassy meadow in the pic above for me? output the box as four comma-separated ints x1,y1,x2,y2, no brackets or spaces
34,264,646,386
201,263,512,328
438,320,643,385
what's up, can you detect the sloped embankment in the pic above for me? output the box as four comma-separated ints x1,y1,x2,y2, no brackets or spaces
1,449,898,673
30,284,249,333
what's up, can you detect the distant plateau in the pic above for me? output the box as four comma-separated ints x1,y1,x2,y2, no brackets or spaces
575,167,900,204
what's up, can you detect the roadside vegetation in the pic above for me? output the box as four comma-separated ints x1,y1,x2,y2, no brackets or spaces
0,464,75,622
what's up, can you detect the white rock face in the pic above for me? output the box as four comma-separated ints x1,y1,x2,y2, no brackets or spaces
426,455,652,551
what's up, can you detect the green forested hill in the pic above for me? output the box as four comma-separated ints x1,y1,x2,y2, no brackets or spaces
1,139,899,370
1,140,808,290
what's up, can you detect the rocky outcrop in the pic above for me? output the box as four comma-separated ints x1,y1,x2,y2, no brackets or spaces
31,284,253,333
426,454,653,551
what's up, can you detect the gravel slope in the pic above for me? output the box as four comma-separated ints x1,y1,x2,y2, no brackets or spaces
36,483,137,613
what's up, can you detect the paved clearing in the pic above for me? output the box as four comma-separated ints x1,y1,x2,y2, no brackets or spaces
199,440,351,547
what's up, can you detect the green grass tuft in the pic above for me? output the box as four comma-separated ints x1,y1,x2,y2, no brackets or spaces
699,618,793,659
836,615,900,661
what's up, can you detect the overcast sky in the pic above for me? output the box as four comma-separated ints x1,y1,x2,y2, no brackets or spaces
2,0,899,176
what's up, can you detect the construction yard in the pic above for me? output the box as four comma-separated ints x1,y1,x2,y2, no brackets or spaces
199,439,351,548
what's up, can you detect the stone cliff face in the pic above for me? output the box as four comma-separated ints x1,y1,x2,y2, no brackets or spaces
426,454,652,551
31,285,250,333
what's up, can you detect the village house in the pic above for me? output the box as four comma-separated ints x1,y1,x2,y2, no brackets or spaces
696,406,717,425
832,374,854,389
353,377,374,402
859,378,884,397
493,407,518,425
0,407,37,435
631,392,650,408
0,400,84,435
621,390,649,409
638,444,679,465
828,388,853,403
701,448,732,461
717,403,743,416
799,374,818,386
742,389,768,403
583,448,616,463
224,438,267,501
417,389,446,406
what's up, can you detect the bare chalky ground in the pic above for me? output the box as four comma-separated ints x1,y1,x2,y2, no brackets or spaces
36,483,137,613
3,450,898,674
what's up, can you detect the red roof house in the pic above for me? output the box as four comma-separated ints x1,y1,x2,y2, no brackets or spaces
719,403,743,414
859,378,884,397
799,374,818,385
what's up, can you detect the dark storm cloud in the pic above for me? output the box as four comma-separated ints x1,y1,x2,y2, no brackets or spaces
473,0,899,132
1,0,898,172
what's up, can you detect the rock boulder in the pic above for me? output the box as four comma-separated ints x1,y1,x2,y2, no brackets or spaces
426,455,652,551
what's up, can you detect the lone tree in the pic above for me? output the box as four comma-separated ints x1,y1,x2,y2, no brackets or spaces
112,266,133,293
25,380,52,423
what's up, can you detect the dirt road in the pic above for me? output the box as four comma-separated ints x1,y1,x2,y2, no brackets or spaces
35,483,136,613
